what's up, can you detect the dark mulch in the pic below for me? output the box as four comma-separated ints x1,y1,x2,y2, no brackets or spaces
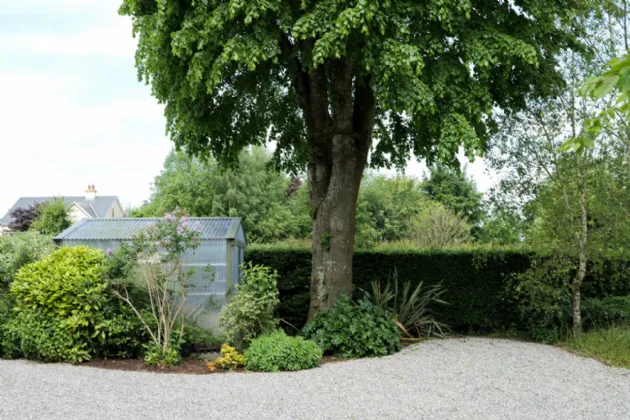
79,354,351,375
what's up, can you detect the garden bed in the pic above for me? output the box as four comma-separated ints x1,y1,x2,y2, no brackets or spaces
79,355,350,375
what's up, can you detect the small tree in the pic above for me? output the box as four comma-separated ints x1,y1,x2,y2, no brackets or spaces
31,198,72,236
8,202,43,232
409,202,472,249
112,212,201,367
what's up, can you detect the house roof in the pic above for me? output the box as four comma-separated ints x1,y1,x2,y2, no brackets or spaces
54,217,244,242
0,196,118,226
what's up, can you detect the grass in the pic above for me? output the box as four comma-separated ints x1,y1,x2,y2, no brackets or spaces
565,326,630,369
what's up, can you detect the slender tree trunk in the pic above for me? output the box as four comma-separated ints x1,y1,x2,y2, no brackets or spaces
572,156,588,335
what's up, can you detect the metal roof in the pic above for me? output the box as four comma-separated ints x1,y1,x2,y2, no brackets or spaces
1,196,119,225
54,217,244,241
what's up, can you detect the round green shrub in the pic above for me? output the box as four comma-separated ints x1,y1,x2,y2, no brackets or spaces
4,246,146,362
302,294,401,358
245,330,322,372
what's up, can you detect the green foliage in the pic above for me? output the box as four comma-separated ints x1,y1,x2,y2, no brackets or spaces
212,344,245,370
366,271,448,338
511,257,573,343
477,210,524,245
5,246,146,362
302,294,401,358
582,296,630,329
30,198,72,236
420,164,485,226
144,341,181,368
181,323,221,347
219,263,280,349
131,148,310,243
112,212,203,367
408,201,473,248
0,231,55,291
245,330,322,372
566,326,630,369
247,246,630,334
121,0,584,170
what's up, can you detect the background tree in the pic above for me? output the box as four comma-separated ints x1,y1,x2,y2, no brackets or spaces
408,201,472,249
487,3,630,333
121,0,590,317
31,198,72,237
133,147,309,242
420,164,485,226
8,203,42,232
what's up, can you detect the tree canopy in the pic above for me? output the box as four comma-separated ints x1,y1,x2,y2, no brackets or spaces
121,0,583,168
121,0,592,315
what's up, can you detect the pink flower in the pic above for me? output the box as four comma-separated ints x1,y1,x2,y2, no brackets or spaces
164,213,174,221
177,226,184,234
107,248,113,256
193,223,200,232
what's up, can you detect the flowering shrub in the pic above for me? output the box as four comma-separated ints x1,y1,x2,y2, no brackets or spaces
111,211,203,368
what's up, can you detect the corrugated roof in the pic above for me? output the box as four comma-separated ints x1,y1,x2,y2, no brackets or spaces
1,196,118,225
54,217,244,241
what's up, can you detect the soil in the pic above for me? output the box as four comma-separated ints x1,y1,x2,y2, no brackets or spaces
80,354,351,375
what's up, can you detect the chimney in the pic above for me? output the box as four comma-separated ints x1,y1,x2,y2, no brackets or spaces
85,184,97,200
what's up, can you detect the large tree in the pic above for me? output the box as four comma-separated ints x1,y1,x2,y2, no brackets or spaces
121,0,588,317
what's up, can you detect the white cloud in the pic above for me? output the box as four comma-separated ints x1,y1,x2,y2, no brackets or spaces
0,22,136,57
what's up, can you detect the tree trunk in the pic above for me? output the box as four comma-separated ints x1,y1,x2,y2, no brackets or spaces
572,157,588,335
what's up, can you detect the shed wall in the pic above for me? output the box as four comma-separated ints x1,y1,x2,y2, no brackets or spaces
58,238,235,331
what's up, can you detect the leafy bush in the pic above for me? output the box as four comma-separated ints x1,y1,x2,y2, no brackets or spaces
366,270,448,337
511,257,573,343
207,344,245,370
0,231,55,290
144,341,181,368
4,246,146,362
181,323,221,347
302,294,401,358
245,330,322,372
8,202,43,232
30,198,72,236
582,296,630,329
219,262,280,349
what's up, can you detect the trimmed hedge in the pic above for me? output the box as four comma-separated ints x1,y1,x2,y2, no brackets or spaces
246,247,630,332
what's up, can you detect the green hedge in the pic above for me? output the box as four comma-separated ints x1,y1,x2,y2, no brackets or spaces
246,247,630,332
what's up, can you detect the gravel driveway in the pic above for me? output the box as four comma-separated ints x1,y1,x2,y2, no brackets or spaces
1,337,629,420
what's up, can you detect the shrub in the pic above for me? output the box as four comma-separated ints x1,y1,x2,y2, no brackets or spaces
30,198,72,236
219,263,280,349
111,212,203,367
511,257,573,343
245,330,322,372
8,202,43,232
366,270,448,337
5,246,146,362
144,341,181,368
207,344,245,370
582,296,630,329
302,294,401,358
0,231,55,290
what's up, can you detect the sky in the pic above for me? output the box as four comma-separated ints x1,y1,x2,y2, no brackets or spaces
0,0,494,218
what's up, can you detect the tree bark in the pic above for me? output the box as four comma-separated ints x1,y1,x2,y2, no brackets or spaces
281,39,377,318
572,156,588,335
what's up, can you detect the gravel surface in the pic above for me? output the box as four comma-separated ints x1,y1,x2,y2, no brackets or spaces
1,337,629,420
